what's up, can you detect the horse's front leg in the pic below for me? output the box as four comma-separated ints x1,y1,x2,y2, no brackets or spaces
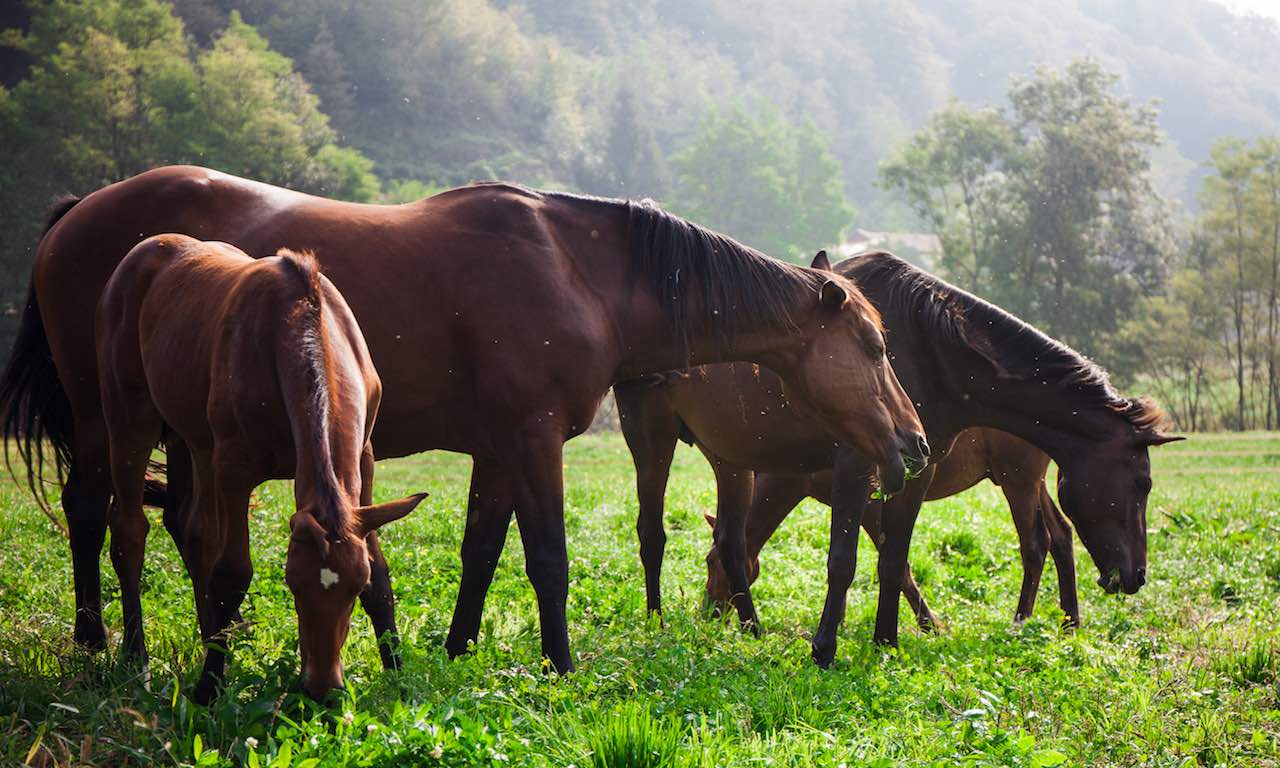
355,445,401,670
708,458,761,635
615,383,681,616
872,466,935,647
811,450,873,667
190,468,254,704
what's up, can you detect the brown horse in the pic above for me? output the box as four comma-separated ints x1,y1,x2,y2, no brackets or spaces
700,428,1077,629
0,166,927,674
617,250,1179,665
97,234,426,700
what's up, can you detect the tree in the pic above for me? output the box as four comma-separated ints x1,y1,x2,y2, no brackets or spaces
670,104,854,261
602,85,666,198
0,0,379,349
879,58,1173,358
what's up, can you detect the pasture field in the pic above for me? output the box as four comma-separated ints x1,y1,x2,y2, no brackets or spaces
1,431,1278,766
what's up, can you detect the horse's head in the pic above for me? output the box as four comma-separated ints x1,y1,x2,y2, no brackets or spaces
778,252,929,493
285,492,426,699
701,514,760,610
1057,427,1181,595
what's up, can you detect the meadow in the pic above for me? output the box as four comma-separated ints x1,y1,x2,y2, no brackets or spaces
0,431,1277,766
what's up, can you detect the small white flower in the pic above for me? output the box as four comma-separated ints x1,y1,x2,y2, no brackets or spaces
342,711,355,726
430,745,444,759
245,737,259,749
366,723,377,733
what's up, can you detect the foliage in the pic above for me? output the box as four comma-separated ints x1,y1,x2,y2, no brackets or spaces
0,0,379,345
670,104,854,261
880,58,1174,354
1120,137,1280,431
0,432,1278,765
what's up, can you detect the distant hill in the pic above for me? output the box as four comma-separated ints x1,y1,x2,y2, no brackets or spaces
62,0,1280,226
498,0,1280,221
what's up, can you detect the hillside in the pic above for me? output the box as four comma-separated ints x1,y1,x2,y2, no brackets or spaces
158,0,1280,225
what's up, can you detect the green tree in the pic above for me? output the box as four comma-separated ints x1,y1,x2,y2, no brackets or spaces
670,104,853,261
0,0,379,348
880,58,1172,357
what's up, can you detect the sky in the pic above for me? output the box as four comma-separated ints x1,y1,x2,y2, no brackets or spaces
1216,0,1280,20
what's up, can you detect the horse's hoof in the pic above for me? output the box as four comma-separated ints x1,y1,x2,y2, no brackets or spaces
190,677,220,705
918,614,941,633
1062,615,1081,631
73,619,108,653
811,644,836,668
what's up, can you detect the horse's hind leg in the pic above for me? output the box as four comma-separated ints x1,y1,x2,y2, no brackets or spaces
1040,484,1080,628
445,456,516,660
103,397,163,671
64,418,113,652
356,445,402,670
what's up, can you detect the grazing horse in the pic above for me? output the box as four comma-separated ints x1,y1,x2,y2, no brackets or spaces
97,235,426,700
0,166,928,674
699,427,1077,629
616,250,1179,665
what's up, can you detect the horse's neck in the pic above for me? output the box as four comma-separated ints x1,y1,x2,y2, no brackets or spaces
906,332,1124,462
277,324,362,510
613,279,813,379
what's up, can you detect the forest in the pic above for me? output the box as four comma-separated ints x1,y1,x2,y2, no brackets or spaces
3,0,1280,430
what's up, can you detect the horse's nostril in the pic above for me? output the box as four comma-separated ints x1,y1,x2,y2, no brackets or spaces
917,435,930,459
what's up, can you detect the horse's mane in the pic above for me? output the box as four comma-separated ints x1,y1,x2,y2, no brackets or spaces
843,251,1170,434
276,248,351,537
539,189,875,358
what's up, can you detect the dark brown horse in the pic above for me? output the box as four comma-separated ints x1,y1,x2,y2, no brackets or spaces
700,427,1077,629
0,166,928,674
97,235,426,700
617,250,1179,665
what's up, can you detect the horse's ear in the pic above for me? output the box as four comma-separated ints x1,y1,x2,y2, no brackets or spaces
289,511,330,559
819,279,848,311
703,513,717,530
810,250,833,272
1140,432,1185,447
355,492,428,536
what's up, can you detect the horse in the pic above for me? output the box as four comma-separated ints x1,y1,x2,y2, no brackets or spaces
699,427,1077,630
0,166,928,674
616,250,1179,665
96,234,427,700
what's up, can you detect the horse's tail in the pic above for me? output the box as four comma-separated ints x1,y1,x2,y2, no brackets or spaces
0,196,82,528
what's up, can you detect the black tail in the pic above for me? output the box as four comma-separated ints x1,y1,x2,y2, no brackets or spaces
0,196,81,524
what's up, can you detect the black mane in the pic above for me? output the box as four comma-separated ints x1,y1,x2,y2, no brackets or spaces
542,190,842,360
843,251,1169,433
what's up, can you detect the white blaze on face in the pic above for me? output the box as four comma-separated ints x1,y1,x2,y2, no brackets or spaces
319,567,340,590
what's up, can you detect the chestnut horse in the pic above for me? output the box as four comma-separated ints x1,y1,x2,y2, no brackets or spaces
699,427,1077,629
0,166,927,674
97,235,426,700
616,251,1179,665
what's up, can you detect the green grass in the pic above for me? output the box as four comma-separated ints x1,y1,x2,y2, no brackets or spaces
1,432,1278,766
